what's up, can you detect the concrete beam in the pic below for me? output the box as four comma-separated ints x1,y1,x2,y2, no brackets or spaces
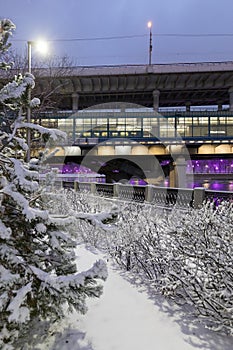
72,93,79,111
153,90,160,111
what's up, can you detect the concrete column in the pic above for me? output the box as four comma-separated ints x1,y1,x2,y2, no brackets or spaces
153,90,160,111
169,157,187,188
169,164,176,188
228,87,233,111
72,92,79,111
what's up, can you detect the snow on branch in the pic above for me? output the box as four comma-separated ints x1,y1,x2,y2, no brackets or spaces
16,121,67,141
30,259,107,288
0,219,12,239
74,209,118,231
7,282,32,324
1,184,48,222
0,73,35,104
0,18,16,53
0,265,19,287
6,157,39,192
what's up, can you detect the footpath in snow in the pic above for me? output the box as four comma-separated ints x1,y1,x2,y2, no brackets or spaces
38,245,233,350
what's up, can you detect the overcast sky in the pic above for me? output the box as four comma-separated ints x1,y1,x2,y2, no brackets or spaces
1,0,233,66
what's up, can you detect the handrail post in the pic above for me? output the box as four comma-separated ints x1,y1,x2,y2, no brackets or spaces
193,187,205,208
91,182,96,195
145,185,154,202
113,183,120,198
74,181,79,191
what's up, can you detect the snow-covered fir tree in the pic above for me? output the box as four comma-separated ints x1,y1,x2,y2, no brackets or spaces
0,19,107,349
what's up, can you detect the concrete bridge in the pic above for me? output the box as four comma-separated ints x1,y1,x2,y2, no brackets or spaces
2,61,233,110
2,61,233,188
34,61,233,110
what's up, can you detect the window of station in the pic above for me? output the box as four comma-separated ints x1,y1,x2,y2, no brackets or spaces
75,118,84,138
84,119,93,136
92,118,108,130
125,118,141,136
142,118,157,137
107,117,141,138
210,117,227,136
176,117,192,137
159,118,175,138
91,118,108,137
58,118,73,139
191,117,208,137
40,118,58,128
109,118,125,131
226,117,233,136
196,116,209,125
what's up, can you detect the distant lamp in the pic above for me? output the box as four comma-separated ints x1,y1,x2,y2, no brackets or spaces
147,21,152,29
147,21,152,65
35,39,49,55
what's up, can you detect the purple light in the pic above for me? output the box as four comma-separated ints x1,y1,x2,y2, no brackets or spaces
211,182,226,191
129,178,147,185
188,158,233,175
61,163,98,175
160,160,170,166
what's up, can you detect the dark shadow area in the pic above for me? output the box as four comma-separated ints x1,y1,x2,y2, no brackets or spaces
98,157,147,183
14,317,93,350
49,328,93,350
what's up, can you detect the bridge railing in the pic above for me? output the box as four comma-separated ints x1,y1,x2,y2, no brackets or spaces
71,181,233,208
204,189,233,206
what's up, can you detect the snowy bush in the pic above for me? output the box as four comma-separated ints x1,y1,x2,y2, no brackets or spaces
43,179,233,335
42,188,119,249
0,20,107,349
102,199,233,335
160,202,233,335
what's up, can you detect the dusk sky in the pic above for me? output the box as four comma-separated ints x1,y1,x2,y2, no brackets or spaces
1,0,233,66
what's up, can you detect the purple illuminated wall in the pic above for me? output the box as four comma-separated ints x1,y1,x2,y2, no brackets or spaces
187,159,233,174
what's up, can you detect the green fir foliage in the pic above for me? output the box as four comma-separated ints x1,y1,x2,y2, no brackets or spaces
0,19,107,349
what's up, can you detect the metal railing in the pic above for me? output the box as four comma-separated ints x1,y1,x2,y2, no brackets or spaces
205,189,233,206
70,181,233,208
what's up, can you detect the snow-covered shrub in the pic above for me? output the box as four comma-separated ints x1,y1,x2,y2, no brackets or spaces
108,202,168,274
160,201,233,335
46,185,233,335
42,188,119,249
107,198,233,335
0,20,107,349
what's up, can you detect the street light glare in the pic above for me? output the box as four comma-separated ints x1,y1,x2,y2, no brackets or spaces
35,39,48,55
147,21,152,29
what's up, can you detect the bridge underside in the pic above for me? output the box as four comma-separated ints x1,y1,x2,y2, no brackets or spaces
46,155,170,184
56,88,229,110
2,62,233,110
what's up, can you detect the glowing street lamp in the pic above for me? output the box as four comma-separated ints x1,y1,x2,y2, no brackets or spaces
26,39,48,162
35,40,49,55
147,21,152,65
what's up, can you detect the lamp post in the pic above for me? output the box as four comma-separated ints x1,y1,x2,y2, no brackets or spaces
26,40,48,162
26,41,32,162
147,21,152,65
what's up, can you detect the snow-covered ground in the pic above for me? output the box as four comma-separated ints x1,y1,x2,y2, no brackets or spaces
34,245,233,350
